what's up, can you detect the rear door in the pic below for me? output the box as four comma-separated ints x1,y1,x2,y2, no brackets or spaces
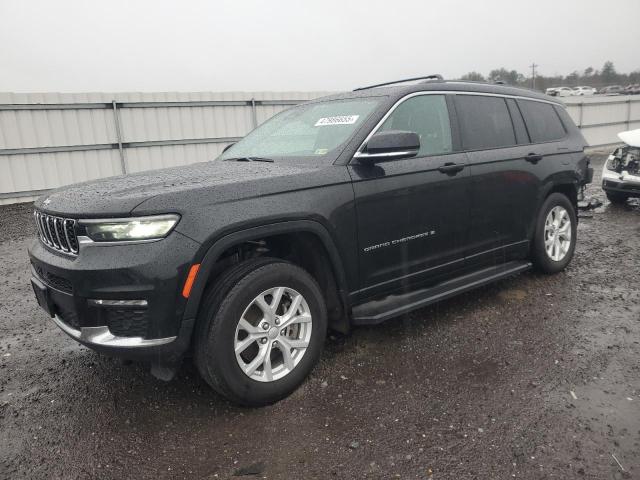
348,93,471,301
454,94,538,268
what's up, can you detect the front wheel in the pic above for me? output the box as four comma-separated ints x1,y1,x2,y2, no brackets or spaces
195,258,327,406
531,193,577,274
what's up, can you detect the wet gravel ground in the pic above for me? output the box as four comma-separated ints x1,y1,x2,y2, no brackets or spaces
1,153,639,479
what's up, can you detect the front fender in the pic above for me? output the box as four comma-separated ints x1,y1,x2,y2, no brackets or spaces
182,219,350,322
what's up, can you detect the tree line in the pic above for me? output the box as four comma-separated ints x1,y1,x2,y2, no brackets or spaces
458,61,640,92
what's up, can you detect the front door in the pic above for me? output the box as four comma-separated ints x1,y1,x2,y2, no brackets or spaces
348,94,471,302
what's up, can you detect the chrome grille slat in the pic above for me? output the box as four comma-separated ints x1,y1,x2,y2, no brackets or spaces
54,217,70,251
47,216,60,248
36,212,46,244
40,213,52,245
63,219,78,253
34,211,79,256
43,215,53,245
33,212,44,242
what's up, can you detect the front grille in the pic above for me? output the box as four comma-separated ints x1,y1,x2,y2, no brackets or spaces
106,309,149,338
34,211,79,255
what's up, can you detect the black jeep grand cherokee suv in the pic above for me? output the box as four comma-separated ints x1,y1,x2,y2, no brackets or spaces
29,77,592,406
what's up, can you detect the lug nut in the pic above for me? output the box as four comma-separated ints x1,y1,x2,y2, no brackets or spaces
261,338,267,344
262,322,269,330
274,319,280,326
281,329,286,336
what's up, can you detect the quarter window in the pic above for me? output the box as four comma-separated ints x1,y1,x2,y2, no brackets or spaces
455,95,516,150
518,99,566,143
377,95,452,156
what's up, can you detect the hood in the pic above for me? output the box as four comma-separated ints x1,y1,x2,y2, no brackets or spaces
618,129,640,148
35,160,319,217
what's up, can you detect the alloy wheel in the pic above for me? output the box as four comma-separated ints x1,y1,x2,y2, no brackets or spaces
544,206,572,262
234,287,312,382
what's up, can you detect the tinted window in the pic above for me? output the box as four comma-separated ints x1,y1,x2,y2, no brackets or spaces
378,95,452,156
518,99,566,143
456,95,516,150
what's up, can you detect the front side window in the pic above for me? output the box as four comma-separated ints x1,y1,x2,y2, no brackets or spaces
219,98,381,161
456,95,516,150
376,95,452,156
518,99,566,143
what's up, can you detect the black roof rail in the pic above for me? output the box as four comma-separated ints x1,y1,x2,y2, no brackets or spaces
353,75,444,91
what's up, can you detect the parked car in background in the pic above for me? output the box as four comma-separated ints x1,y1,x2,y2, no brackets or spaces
572,86,596,96
624,84,640,95
602,129,640,204
555,87,574,97
599,85,625,95
546,87,573,97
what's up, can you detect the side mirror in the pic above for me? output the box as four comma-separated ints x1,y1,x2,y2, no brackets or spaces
355,130,420,163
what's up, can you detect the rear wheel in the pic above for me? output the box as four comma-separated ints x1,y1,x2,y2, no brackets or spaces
606,192,629,205
195,258,327,406
531,193,577,274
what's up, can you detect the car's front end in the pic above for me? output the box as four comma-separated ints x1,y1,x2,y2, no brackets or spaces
602,129,640,202
28,210,200,368
25,92,373,375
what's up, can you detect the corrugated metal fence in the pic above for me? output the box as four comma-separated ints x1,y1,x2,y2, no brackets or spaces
1,91,639,205
0,91,331,205
563,95,640,147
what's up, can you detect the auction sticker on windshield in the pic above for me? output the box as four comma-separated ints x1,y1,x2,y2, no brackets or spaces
314,115,360,126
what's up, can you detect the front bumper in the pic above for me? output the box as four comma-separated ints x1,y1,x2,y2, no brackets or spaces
602,167,640,197
28,230,201,363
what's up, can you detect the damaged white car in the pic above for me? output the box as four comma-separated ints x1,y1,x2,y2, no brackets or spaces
602,129,640,204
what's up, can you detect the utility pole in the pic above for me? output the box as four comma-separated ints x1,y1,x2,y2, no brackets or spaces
530,63,538,90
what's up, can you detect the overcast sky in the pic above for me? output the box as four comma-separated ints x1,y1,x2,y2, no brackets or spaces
1,0,639,93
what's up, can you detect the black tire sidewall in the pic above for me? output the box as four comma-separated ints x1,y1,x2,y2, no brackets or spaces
532,193,577,273
201,261,327,406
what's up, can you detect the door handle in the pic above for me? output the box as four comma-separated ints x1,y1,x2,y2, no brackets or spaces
525,153,543,164
438,162,465,175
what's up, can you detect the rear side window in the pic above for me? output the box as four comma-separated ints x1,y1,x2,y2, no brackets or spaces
378,95,452,156
455,95,516,150
518,99,566,143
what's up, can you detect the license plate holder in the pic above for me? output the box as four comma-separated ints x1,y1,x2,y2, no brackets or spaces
31,277,53,317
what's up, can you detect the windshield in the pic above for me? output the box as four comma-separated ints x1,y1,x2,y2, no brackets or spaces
219,98,381,161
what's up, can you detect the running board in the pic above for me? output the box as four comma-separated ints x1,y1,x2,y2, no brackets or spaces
351,260,532,325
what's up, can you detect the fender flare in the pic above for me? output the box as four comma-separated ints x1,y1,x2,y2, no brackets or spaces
529,179,579,239
182,219,350,321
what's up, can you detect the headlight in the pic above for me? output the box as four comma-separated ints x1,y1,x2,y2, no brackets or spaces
81,214,180,242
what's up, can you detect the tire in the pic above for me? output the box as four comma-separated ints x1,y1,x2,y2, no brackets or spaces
194,257,327,406
531,193,577,274
606,192,629,205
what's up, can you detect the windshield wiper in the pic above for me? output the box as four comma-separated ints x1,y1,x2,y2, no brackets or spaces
223,156,274,163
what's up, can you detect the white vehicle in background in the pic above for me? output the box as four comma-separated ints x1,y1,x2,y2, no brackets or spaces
555,87,574,97
572,86,596,96
602,129,640,204
546,87,573,97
